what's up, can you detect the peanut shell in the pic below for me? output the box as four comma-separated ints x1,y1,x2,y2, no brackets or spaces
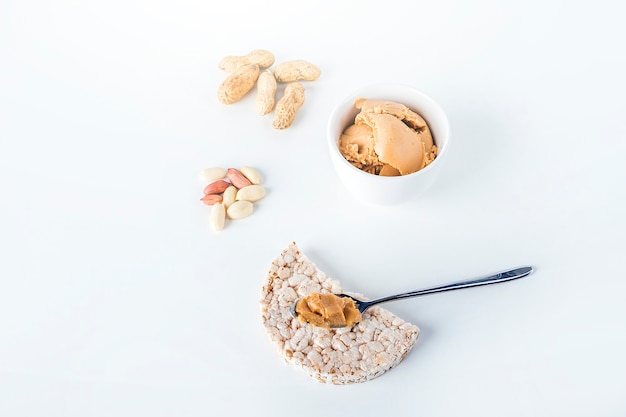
217,64,260,105
274,60,321,82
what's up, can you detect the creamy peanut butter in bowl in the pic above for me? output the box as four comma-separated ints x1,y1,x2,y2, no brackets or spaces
327,83,450,205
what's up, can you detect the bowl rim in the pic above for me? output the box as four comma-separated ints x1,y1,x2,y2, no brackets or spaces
326,82,450,182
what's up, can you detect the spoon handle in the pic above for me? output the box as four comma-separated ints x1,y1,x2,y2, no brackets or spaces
361,266,533,311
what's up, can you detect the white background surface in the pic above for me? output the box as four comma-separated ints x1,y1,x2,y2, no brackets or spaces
1,0,625,415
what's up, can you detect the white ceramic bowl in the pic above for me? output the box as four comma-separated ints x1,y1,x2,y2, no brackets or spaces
327,83,450,205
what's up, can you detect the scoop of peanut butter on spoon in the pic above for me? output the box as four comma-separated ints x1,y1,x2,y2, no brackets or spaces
292,293,362,329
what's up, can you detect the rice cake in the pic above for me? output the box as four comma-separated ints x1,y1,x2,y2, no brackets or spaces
260,242,419,384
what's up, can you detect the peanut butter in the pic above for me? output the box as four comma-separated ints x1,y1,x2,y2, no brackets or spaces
338,98,437,175
295,293,363,328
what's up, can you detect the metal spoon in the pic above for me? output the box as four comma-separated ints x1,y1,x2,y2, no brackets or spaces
291,266,533,327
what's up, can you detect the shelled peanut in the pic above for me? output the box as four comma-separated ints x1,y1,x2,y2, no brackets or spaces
199,166,266,232
216,49,320,129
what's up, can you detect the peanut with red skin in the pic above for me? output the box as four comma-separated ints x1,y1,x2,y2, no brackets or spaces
203,180,230,195
227,168,252,188
200,194,223,206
